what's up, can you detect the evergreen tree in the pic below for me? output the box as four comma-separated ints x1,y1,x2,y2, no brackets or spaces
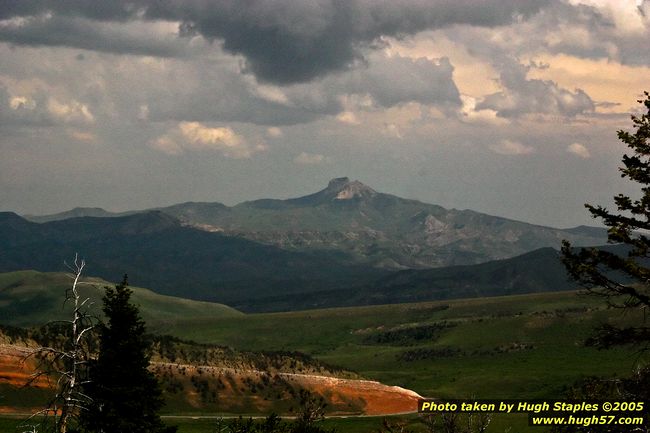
560,93,650,414
80,275,175,433
561,92,650,351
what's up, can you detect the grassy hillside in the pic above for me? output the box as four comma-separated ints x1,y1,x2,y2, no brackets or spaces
1,271,640,403
0,311,420,426
0,270,242,330
0,277,645,432
165,291,643,401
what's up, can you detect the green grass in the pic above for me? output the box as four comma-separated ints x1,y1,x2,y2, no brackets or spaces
0,413,542,433
0,270,242,329
1,273,646,432
0,416,27,432
0,412,548,433
162,416,392,433
0,415,419,433
0,383,52,409
165,291,643,400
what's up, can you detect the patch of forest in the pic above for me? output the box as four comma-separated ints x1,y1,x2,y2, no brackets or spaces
361,321,457,346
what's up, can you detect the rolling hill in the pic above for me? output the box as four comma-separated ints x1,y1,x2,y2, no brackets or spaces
238,247,580,311
0,270,242,329
0,324,421,417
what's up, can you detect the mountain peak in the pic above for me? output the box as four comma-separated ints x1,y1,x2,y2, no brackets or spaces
327,177,351,189
0,211,30,227
325,177,376,200
24,206,121,223
279,177,377,207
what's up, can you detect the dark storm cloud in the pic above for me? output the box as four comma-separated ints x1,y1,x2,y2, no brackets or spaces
477,62,595,118
0,1,139,21
142,0,554,77
546,5,650,68
342,55,460,108
0,0,553,84
0,14,187,57
145,52,461,126
519,2,650,67
446,2,650,68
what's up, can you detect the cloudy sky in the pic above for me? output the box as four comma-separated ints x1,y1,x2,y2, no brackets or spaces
1,0,649,228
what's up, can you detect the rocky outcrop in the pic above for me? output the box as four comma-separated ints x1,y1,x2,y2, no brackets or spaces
0,343,421,416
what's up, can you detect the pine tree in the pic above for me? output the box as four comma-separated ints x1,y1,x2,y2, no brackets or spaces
557,92,650,432
561,92,650,351
80,275,175,433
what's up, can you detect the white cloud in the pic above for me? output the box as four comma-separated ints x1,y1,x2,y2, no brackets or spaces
149,135,183,155
460,94,508,125
47,98,94,123
67,129,97,143
567,0,648,35
567,142,591,158
266,127,283,138
251,83,291,105
490,139,534,155
179,121,241,149
137,104,149,121
382,123,404,140
336,111,360,125
150,122,261,159
293,152,329,165
10,96,35,110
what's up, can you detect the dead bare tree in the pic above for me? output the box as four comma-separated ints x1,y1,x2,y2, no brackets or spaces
378,418,415,433
295,389,327,428
22,254,96,433
419,411,492,433
464,412,491,433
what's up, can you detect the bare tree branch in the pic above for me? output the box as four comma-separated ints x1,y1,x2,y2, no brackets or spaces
22,254,97,433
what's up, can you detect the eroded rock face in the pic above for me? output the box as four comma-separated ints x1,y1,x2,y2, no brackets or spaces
335,180,377,200
423,214,447,235
0,345,50,389
0,342,421,416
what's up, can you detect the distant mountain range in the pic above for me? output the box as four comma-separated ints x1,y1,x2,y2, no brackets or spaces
1,178,610,310
0,211,385,309
24,177,607,269
238,247,583,311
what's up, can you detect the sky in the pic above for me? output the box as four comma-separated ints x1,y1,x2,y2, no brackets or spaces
1,0,649,228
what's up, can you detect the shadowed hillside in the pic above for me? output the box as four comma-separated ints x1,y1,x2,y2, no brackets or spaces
0,213,386,308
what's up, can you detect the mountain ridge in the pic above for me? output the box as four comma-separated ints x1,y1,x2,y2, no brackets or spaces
0,211,612,312
20,178,608,269
0,212,388,308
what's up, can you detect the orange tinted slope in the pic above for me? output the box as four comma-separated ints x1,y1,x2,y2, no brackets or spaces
0,344,50,388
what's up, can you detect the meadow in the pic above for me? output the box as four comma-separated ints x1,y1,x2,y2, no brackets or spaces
156,291,642,431
0,272,644,432
168,290,642,401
